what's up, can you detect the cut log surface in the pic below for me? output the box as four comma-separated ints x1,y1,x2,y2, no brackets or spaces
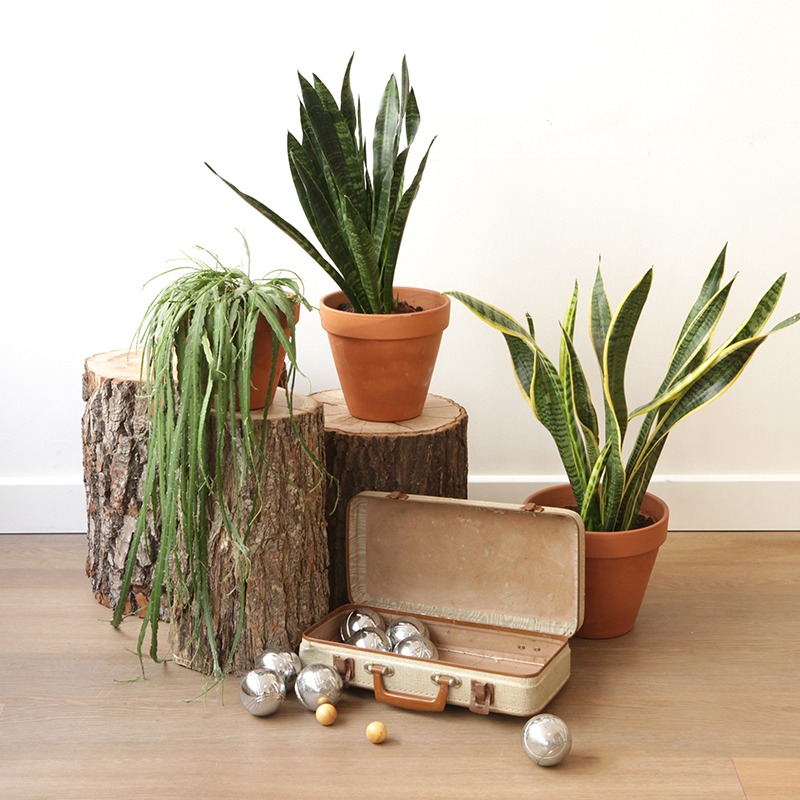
311,389,468,610
82,349,329,677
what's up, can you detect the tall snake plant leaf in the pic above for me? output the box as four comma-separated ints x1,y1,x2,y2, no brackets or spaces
443,290,589,511
590,265,612,368
625,275,736,482
381,137,436,310
203,163,353,304
299,73,363,216
342,194,382,313
601,268,652,525
340,53,358,142
288,150,370,312
372,74,401,245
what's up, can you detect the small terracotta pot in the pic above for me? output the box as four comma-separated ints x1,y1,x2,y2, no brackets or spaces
524,484,669,639
318,287,451,422
244,304,300,411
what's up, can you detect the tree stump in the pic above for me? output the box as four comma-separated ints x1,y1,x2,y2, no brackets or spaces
82,350,160,618
82,350,329,677
311,389,468,610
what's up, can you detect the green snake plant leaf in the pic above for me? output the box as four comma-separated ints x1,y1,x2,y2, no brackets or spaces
372,74,401,232
676,244,727,346
405,88,421,147
442,291,535,400
204,163,356,306
590,264,612,369
381,137,436,310
580,441,612,528
444,290,589,510
299,72,363,214
342,194,382,313
340,53,358,142
601,269,652,522
559,281,579,381
288,150,371,312
560,324,601,466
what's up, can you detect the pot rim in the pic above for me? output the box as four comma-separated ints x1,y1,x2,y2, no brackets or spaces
319,287,451,340
525,484,669,560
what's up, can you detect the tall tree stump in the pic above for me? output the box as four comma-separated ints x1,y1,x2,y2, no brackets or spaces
310,389,468,610
82,350,160,618
82,350,329,677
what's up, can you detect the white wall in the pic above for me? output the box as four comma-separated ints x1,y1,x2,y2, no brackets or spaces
1,0,798,532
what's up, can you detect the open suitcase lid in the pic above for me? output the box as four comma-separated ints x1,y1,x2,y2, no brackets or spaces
346,492,585,638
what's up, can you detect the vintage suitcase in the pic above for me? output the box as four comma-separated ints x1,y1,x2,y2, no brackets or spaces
299,491,584,716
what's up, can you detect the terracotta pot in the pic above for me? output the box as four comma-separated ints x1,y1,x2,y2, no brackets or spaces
524,484,669,639
243,303,300,411
318,287,451,422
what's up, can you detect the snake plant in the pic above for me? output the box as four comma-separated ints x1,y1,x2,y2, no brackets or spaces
206,54,435,314
446,246,799,532
111,236,318,677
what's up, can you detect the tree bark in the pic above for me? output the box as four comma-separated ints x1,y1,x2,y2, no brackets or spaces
311,389,469,610
82,350,162,618
170,392,329,677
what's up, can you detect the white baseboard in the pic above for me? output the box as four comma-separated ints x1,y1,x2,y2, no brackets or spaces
0,479,87,534
1,475,798,533
468,475,800,531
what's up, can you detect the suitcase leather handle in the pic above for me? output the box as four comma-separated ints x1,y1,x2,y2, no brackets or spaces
366,664,456,712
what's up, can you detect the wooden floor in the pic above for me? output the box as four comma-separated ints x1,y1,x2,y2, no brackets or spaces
1,532,798,799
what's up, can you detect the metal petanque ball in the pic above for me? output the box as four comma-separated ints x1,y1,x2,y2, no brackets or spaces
340,607,385,642
295,663,344,711
347,626,392,652
393,633,438,660
254,647,302,690
238,668,286,717
521,714,572,766
386,617,429,649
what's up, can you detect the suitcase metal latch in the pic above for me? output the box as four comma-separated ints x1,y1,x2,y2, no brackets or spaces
333,655,355,688
470,680,495,715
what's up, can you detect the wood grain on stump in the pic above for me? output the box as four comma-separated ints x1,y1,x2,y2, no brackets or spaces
311,389,468,610
82,350,329,677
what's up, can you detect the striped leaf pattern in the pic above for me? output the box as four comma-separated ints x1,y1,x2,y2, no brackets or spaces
447,248,798,531
207,56,433,314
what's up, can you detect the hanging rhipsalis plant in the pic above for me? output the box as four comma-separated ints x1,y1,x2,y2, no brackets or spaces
111,235,318,677
446,246,799,532
205,54,435,314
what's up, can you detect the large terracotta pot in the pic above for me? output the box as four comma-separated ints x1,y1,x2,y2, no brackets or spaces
525,484,669,639
244,304,300,411
318,287,451,422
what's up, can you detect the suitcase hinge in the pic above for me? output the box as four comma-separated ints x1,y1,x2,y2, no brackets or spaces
333,655,355,688
469,680,495,715
520,503,545,514
386,491,409,500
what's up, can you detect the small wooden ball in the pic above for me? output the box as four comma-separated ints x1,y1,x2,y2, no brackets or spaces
366,721,387,743
315,703,338,726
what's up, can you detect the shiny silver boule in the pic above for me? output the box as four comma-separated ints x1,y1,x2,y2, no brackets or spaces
294,663,344,711
521,714,572,766
393,633,438,660
340,607,385,641
254,647,302,690
238,668,286,717
386,617,429,649
347,626,392,652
